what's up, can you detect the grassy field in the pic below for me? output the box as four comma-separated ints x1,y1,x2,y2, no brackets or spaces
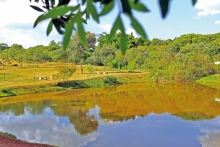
196,74,220,89
0,62,143,87
0,62,149,97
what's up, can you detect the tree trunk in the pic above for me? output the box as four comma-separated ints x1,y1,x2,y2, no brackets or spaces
79,50,83,74
104,63,106,72
80,63,83,74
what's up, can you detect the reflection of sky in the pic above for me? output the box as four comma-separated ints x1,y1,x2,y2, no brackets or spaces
0,108,98,147
1,107,220,147
86,113,220,147
197,116,220,147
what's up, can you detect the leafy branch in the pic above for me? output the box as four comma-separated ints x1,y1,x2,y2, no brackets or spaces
29,0,198,53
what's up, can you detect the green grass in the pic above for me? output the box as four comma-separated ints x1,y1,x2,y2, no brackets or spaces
196,74,220,89
0,73,149,98
0,132,17,139
0,62,149,97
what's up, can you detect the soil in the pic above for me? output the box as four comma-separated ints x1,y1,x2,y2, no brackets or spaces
0,134,53,147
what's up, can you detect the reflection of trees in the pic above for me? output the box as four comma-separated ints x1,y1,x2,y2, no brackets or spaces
0,83,220,130
50,99,98,136
100,112,136,122
25,100,49,115
0,100,49,116
0,97,98,136
174,112,214,121
91,83,220,122
0,103,25,116
68,110,98,136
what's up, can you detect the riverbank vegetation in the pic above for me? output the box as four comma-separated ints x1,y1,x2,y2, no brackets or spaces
0,63,149,97
196,74,220,89
0,32,220,91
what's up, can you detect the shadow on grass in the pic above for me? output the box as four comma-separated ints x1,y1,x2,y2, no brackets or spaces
55,76,122,89
0,89,16,98
0,76,122,98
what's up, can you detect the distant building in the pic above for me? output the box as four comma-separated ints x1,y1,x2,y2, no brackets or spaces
215,61,220,65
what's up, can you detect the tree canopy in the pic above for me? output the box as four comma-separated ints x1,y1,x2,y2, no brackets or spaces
29,0,198,53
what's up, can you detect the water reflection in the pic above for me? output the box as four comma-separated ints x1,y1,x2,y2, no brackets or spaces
0,83,220,147
0,108,98,147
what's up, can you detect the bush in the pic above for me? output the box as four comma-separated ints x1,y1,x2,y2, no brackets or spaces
86,64,94,76
104,76,117,85
1,89,8,93
59,66,76,79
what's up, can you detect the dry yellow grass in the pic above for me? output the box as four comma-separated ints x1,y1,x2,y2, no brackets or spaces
0,62,148,88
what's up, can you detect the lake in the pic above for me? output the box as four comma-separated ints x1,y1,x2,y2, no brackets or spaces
0,83,220,147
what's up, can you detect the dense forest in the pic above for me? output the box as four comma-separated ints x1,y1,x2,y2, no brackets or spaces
0,32,220,82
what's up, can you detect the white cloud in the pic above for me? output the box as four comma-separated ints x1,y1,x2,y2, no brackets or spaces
215,20,220,24
199,130,220,147
126,28,138,37
97,23,139,37
0,108,98,147
195,0,220,17
98,22,112,33
0,0,61,47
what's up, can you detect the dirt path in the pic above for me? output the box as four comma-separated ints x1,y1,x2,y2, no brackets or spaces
0,134,53,147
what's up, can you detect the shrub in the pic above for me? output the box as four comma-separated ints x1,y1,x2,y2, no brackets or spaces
1,89,8,93
104,76,117,85
59,66,76,79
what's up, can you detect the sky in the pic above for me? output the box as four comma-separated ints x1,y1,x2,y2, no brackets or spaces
0,0,220,48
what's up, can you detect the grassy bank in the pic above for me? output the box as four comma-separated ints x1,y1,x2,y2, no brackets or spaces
196,74,220,89
0,62,149,97
0,73,149,97
0,132,17,139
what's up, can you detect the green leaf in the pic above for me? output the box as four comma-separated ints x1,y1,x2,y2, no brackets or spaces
76,15,87,47
120,31,127,54
87,0,99,22
131,17,147,39
51,0,55,7
86,12,90,20
118,16,127,54
63,16,76,50
53,22,64,34
30,5,44,12
192,0,197,6
82,18,87,24
82,0,87,5
108,16,120,42
159,0,170,18
120,0,132,15
34,4,80,28
46,20,53,36
129,1,149,12
99,0,114,16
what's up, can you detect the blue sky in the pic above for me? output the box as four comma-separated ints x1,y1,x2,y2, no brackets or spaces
0,0,220,48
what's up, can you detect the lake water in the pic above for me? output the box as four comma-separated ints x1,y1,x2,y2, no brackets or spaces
0,83,220,147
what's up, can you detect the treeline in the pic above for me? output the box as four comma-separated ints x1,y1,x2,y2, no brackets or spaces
1,32,220,81
96,32,220,82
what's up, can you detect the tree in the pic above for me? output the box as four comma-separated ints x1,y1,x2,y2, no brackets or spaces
29,0,198,53
26,45,51,67
0,43,9,50
67,31,96,73
0,49,11,67
97,44,115,71
8,44,25,68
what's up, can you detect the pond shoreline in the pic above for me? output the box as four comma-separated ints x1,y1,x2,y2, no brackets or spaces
0,132,53,147
0,73,150,98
